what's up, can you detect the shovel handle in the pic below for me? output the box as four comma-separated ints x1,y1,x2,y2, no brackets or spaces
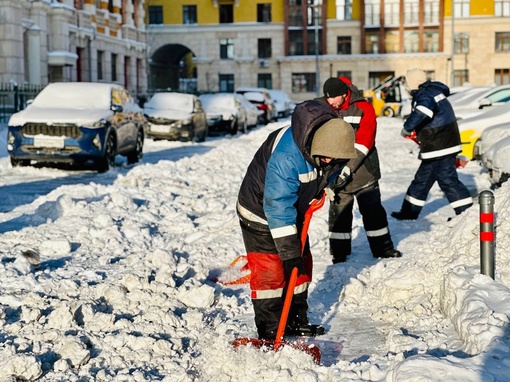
300,192,326,253
274,266,298,350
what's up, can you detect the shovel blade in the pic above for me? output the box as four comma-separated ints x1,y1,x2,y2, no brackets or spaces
232,337,321,364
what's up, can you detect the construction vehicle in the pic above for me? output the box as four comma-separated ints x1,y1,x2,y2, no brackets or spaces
364,76,411,118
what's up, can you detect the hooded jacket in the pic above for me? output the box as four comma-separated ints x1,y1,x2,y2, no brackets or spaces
403,81,462,160
237,100,348,261
316,77,381,192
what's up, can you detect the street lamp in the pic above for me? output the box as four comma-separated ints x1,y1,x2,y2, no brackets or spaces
313,2,321,97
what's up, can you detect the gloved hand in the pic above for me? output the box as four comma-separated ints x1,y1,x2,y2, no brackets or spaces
400,128,413,138
334,166,352,191
324,187,341,204
283,256,306,280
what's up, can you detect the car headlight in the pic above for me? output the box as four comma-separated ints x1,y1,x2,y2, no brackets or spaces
173,118,192,128
84,119,108,129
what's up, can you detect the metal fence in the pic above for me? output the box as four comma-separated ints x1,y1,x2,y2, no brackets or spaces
0,83,45,123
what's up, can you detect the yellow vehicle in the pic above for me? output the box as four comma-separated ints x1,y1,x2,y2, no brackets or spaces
364,76,410,118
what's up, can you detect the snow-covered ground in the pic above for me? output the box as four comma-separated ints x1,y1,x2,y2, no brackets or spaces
0,117,509,381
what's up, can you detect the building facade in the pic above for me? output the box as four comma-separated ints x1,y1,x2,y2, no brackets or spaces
147,0,510,102
0,0,148,94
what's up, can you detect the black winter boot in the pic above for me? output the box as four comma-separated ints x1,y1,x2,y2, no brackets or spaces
375,248,402,259
391,199,420,220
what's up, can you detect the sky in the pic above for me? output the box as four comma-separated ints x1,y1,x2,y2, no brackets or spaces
0,115,509,382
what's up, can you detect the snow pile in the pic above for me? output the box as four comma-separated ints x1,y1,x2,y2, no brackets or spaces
0,120,509,381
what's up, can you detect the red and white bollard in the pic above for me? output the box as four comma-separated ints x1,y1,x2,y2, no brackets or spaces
479,190,495,279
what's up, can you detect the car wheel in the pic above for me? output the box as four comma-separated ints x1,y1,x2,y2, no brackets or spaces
240,119,248,134
197,125,208,142
10,157,30,167
127,129,144,165
230,119,238,135
97,133,117,173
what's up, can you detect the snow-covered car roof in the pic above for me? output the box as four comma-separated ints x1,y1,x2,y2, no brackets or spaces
144,92,195,113
28,82,115,109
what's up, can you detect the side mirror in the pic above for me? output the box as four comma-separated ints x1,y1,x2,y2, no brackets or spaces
478,98,492,109
111,104,124,113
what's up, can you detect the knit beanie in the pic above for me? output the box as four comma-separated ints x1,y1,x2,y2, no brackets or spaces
323,77,348,98
406,68,427,91
310,119,356,160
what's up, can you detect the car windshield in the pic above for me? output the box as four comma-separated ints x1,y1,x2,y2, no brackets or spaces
145,93,193,112
31,84,111,109
200,94,235,109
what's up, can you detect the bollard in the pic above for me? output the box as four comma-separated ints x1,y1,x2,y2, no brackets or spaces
479,190,495,279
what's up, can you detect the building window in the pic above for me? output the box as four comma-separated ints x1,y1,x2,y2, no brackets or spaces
307,2,322,27
385,0,400,27
219,74,234,92
453,69,469,87
364,0,380,27
289,30,304,55
453,0,470,18
384,30,400,53
288,3,303,27
97,50,104,80
307,29,322,55
336,0,352,20
148,6,163,24
258,39,272,58
258,73,272,89
495,0,510,16
365,31,380,54
337,36,352,54
496,32,510,52
111,53,117,82
404,0,420,25
337,71,352,80
257,4,271,22
403,30,419,53
220,38,235,59
423,0,439,24
183,5,197,24
108,0,113,13
423,30,439,52
219,4,233,23
292,73,316,93
454,33,469,54
495,68,510,85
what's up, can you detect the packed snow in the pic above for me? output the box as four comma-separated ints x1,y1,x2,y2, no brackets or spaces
0,116,509,382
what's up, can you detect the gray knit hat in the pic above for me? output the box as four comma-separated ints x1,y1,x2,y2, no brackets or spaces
406,68,427,90
310,119,356,160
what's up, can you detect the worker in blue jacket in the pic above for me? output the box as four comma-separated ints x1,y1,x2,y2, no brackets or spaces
392,68,473,220
237,100,356,340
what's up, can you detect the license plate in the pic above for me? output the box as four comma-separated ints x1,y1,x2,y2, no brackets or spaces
33,136,65,148
149,124,171,134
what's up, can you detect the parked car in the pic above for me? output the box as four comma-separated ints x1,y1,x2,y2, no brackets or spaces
143,92,208,142
473,122,510,161
458,101,510,160
451,84,510,120
268,89,293,118
198,93,248,135
235,87,277,124
234,93,263,128
7,82,145,172
480,135,510,187
447,85,495,105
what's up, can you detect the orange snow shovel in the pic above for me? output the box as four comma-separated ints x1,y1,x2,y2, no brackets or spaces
231,192,326,364
217,193,326,286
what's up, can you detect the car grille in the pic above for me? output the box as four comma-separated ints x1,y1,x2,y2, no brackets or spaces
145,115,173,125
22,123,82,138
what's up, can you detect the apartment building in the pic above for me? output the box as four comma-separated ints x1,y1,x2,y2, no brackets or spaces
147,0,510,102
0,0,148,94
